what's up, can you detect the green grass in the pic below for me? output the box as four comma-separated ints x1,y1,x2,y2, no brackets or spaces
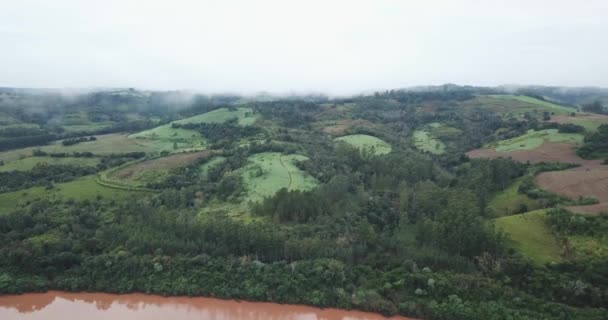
553,117,608,132
0,175,147,213
467,96,576,117
0,156,101,172
495,209,563,265
199,156,226,177
239,152,318,203
130,125,203,142
489,129,583,152
488,178,540,216
334,134,392,155
61,123,114,133
569,235,608,261
0,123,40,130
173,107,257,126
569,119,604,132
490,95,576,115
413,130,446,154
130,109,260,150
430,124,462,139
0,134,159,166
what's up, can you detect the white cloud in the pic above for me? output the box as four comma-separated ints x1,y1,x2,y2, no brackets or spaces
1,0,607,94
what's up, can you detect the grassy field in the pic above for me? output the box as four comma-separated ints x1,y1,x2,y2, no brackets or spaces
199,156,226,177
495,209,563,265
0,175,147,213
489,95,576,115
173,107,257,126
466,95,576,117
488,129,583,152
130,125,203,142
413,130,446,154
488,178,540,216
548,114,608,132
128,108,256,150
334,134,392,155
0,134,154,165
0,156,101,172
569,119,604,132
569,235,608,261
239,152,318,203
102,151,210,189
61,123,114,133
0,123,40,130
429,123,462,139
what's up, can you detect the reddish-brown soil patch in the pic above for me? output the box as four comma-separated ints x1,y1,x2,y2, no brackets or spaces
536,164,608,215
537,169,608,202
468,142,608,215
322,119,374,136
467,142,601,166
111,150,213,180
566,203,608,215
548,113,608,125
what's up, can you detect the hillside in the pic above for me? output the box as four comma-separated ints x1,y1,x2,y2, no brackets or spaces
1,87,608,320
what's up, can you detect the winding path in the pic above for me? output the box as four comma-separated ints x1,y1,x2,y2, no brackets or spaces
278,155,292,190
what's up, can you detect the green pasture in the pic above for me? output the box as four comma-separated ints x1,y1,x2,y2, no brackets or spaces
468,95,576,117
488,129,583,152
495,209,563,265
429,123,462,139
488,178,541,216
199,156,226,177
173,107,257,126
239,152,318,203
130,125,202,142
569,235,608,261
334,134,392,155
0,156,101,172
0,175,146,213
490,95,576,115
61,123,114,133
413,130,446,154
0,123,40,130
0,134,147,164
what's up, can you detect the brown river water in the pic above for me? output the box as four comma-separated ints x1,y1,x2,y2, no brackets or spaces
0,291,414,320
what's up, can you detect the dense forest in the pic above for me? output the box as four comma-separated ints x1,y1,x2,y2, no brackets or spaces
0,86,607,319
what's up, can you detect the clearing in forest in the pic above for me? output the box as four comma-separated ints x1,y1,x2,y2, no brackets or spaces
487,129,583,152
488,178,540,216
0,175,146,213
489,95,576,114
463,95,576,118
199,156,226,177
129,107,256,150
102,151,212,189
173,107,257,126
321,119,375,136
537,167,608,215
0,134,159,166
0,156,101,172
485,95,577,116
413,130,446,155
495,209,563,265
547,113,608,132
466,142,599,165
334,134,392,155
239,152,318,203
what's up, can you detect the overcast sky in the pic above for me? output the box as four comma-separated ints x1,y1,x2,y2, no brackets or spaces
1,0,607,95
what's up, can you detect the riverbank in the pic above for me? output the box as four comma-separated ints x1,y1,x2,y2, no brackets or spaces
0,291,415,320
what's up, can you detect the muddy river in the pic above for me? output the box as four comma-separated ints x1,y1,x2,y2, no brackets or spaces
0,291,413,320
